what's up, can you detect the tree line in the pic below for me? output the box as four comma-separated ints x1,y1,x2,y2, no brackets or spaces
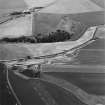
0,30,73,43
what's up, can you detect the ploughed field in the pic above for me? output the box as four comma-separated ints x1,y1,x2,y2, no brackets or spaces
43,38,105,95
1,38,104,105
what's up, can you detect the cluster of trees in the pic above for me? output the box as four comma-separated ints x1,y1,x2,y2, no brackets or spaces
36,30,73,43
0,30,73,43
